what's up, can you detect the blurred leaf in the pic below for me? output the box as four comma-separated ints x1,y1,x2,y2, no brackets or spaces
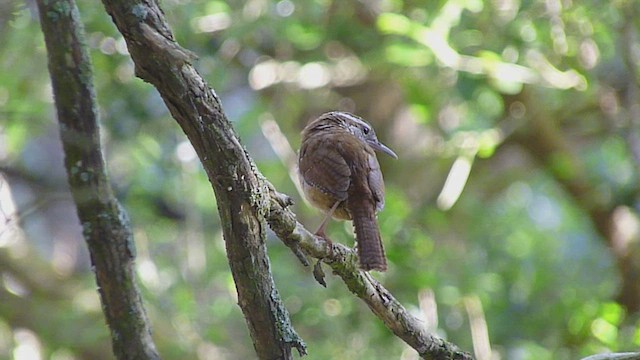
4,0,640,358
599,302,624,327
285,22,323,50
591,318,618,346
376,12,413,36
384,43,433,67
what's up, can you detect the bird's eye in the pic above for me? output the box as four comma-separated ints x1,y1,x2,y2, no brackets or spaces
363,126,370,135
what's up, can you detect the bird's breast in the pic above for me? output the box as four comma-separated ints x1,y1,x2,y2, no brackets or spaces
300,177,352,220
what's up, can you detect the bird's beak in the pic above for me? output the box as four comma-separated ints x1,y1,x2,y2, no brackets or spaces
369,140,398,159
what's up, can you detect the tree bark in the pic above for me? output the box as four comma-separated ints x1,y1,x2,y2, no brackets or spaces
36,0,160,358
97,0,307,358
69,0,473,357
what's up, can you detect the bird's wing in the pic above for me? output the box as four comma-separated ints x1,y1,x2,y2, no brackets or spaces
366,154,385,212
299,136,351,201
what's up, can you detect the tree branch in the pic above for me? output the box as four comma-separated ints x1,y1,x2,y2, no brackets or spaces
581,353,640,360
95,0,471,357
267,189,473,360
36,0,159,358
98,0,306,358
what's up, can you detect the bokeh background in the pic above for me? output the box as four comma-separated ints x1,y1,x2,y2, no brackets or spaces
2,0,640,359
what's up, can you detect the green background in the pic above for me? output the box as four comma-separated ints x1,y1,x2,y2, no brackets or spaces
1,0,640,359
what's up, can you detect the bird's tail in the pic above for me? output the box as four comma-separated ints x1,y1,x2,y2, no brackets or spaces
349,197,387,271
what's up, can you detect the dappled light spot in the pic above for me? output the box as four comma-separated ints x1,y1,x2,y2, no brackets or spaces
99,37,117,55
331,57,367,86
275,0,294,17
249,58,365,90
13,329,42,360
276,61,300,83
115,37,129,55
73,289,102,313
418,289,438,332
243,0,267,20
116,62,134,83
193,13,232,33
176,140,198,164
591,318,618,346
579,39,600,69
611,206,640,256
322,298,342,317
437,155,472,210
519,21,537,42
495,0,519,23
197,342,226,360
249,60,279,90
51,241,76,277
137,258,162,291
298,62,330,89
2,273,28,297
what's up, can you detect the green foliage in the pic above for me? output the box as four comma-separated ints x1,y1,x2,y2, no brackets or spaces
2,0,640,359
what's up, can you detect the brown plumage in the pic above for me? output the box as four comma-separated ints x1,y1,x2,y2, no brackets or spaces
298,112,397,271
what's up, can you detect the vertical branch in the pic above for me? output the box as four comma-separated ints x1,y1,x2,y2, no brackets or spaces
36,0,159,358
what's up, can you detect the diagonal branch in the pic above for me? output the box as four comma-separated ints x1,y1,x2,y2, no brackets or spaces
267,189,473,360
97,0,470,358
99,0,306,358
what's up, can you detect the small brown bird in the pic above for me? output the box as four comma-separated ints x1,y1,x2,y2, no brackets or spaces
298,112,397,271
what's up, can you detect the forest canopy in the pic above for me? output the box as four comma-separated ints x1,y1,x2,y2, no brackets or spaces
1,0,640,359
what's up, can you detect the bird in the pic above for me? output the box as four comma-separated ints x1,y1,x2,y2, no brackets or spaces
298,111,397,271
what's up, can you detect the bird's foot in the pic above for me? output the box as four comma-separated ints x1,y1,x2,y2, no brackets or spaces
311,229,334,287
314,229,334,257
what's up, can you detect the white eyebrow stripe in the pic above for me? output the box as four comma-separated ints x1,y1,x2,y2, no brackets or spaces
337,112,369,128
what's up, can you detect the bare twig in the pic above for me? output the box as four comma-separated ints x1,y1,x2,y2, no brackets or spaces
98,0,307,358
